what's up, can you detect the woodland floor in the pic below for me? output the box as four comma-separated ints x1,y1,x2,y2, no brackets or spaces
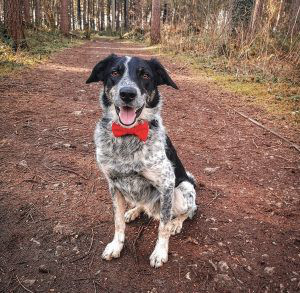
0,39,299,293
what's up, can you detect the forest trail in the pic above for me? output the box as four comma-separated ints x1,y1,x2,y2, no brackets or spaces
0,39,299,293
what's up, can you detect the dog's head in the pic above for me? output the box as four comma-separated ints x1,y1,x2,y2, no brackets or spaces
86,54,178,127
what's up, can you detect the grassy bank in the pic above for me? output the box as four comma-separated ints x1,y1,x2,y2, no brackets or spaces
0,29,83,76
157,48,300,125
129,36,299,126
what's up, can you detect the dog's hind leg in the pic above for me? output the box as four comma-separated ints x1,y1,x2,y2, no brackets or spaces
124,206,143,223
170,181,197,235
102,189,126,260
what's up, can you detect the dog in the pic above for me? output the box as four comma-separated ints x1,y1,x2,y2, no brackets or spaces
86,54,197,268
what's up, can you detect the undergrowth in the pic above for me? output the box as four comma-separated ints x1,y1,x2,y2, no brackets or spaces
0,29,83,76
124,27,300,126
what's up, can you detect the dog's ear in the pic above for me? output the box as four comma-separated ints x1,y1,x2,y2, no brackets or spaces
86,54,118,84
148,58,178,89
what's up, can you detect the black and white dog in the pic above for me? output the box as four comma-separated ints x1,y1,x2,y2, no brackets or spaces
86,54,197,268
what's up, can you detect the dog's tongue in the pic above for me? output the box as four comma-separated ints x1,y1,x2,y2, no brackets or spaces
119,107,136,125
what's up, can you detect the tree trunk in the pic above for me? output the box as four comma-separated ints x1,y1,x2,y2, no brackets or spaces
4,0,27,51
124,0,128,30
83,0,87,29
116,0,120,30
249,0,263,36
35,0,41,27
100,0,104,30
150,0,161,44
88,0,92,30
60,0,69,35
23,0,31,27
70,0,75,30
289,0,300,39
77,0,82,29
111,0,115,31
84,0,90,38
274,0,284,31
107,0,111,30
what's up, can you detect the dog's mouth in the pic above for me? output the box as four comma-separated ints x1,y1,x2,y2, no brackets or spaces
115,105,144,126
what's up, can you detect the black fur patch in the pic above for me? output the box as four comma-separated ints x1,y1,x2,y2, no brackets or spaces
165,136,195,187
102,91,112,107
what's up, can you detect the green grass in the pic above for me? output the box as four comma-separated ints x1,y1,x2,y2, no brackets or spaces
0,29,83,76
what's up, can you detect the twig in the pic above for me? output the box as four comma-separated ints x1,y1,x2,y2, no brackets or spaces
55,167,88,180
252,138,258,148
206,191,221,206
233,110,300,153
16,275,34,293
93,280,97,293
44,164,88,180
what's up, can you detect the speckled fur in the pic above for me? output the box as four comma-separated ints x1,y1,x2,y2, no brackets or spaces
91,56,197,267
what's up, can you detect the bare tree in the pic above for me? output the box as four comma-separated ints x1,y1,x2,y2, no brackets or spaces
111,0,115,31
23,0,31,27
249,0,264,36
4,0,27,51
150,0,161,44
35,0,42,27
77,0,82,29
124,0,128,30
60,0,69,35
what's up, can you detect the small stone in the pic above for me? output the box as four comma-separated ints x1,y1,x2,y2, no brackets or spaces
18,160,28,168
218,261,229,272
264,267,275,275
291,277,297,282
63,143,71,148
73,110,83,116
213,274,232,284
204,167,220,175
23,279,36,286
38,265,50,274
30,238,41,246
52,142,61,150
185,272,191,281
55,245,64,256
53,223,64,234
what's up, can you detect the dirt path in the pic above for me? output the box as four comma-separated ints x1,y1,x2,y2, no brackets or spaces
0,39,299,293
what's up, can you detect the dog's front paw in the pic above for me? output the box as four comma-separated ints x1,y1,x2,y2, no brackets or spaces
170,218,183,235
149,246,168,268
124,207,141,223
101,240,123,260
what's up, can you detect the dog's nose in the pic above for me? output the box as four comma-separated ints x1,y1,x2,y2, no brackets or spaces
119,87,137,103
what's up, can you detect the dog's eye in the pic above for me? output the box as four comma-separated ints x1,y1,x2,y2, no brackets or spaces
142,73,150,80
111,71,119,77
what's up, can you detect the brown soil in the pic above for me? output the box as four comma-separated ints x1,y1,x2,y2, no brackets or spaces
0,39,299,293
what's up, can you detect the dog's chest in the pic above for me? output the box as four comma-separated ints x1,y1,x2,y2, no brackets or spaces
94,123,166,201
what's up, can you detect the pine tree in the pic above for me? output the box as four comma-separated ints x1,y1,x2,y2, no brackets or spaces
4,0,27,51
150,0,161,44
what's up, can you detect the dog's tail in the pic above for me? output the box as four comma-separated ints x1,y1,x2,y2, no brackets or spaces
186,171,197,189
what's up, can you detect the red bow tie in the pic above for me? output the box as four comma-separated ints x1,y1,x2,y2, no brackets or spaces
112,121,149,142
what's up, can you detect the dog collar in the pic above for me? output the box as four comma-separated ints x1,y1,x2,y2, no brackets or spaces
112,121,149,142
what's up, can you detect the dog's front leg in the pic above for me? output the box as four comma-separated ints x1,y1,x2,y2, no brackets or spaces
143,167,175,268
102,186,126,260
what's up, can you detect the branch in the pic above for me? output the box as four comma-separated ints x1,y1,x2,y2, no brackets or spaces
233,110,300,153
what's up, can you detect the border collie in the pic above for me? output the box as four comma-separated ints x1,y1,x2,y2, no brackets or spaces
86,54,197,267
